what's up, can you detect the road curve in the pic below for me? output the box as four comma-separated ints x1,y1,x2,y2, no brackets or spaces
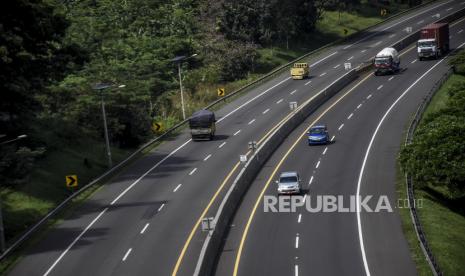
216,16,465,276
7,1,465,275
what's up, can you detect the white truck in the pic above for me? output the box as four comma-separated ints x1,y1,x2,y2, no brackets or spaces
373,47,400,76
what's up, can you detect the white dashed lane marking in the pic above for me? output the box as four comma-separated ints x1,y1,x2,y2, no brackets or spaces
122,248,132,262
316,161,321,169
323,147,328,155
388,76,394,81
331,135,336,142
189,168,197,175
276,99,283,104
219,142,226,148
233,130,241,136
248,119,256,125
309,176,314,185
347,113,354,120
263,108,270,114
295,235,300,249
377,85,383,90
411,59,417,64
338,124,344,131
290,90,297,95
298,214,302,223
203,154,212,161
366,94,372,100
157,204,165,212
140,223,149,234
173,184,182,192
357,103,362,109
333,64,341,69
305,80,312,86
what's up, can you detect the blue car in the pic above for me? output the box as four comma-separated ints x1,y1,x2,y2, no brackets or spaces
308,125,330,145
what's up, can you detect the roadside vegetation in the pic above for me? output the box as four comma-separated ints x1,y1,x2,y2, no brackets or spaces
399,49,465,275
0,0,419,259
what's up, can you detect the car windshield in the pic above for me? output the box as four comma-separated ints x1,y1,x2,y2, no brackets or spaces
309,128,325,135
280,176,298,183
418,41,435,47
375,57,391,65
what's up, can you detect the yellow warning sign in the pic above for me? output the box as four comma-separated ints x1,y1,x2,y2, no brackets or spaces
217,88,225,97
152,122,163,133
66,175,78,188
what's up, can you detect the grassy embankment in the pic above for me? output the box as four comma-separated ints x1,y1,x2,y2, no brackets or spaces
397,73,465,276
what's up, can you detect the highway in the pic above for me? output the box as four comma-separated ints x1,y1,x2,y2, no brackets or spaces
215,16,465,276
7,1,465,275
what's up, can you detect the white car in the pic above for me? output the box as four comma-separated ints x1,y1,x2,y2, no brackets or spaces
276,171,301,195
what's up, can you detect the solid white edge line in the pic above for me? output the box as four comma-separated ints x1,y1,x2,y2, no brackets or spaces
355,43,463,276
122,248,132,262
140,223,149,234
310,51,338,67
217,77,290,123
43,207,109,276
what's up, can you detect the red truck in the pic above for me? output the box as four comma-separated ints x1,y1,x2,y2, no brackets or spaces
417,23,450,60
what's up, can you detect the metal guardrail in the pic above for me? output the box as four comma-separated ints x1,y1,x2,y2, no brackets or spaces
404,67,454,276
0,0,445,262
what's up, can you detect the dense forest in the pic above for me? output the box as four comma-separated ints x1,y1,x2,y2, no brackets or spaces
0,0,421,195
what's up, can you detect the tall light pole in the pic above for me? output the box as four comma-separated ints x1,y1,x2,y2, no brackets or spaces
171,54,197,120
0,134,27,252
92,83,125,168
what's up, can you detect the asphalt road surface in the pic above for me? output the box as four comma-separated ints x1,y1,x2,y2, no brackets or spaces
215,16,465,276
8,1,465,275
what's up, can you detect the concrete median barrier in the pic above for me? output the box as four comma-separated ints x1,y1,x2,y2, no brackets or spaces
194,8,465,276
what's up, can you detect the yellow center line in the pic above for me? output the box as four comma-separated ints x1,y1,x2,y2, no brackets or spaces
171,94,301,276
232,72,373,276
232,42,421,275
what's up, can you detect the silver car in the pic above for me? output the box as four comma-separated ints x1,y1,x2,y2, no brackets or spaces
276,171,301,195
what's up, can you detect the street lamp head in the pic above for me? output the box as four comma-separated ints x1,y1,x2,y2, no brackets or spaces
171,55,187,63
92,82,114,91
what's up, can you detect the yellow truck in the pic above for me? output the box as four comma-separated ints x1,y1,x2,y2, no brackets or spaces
290,63,309,79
